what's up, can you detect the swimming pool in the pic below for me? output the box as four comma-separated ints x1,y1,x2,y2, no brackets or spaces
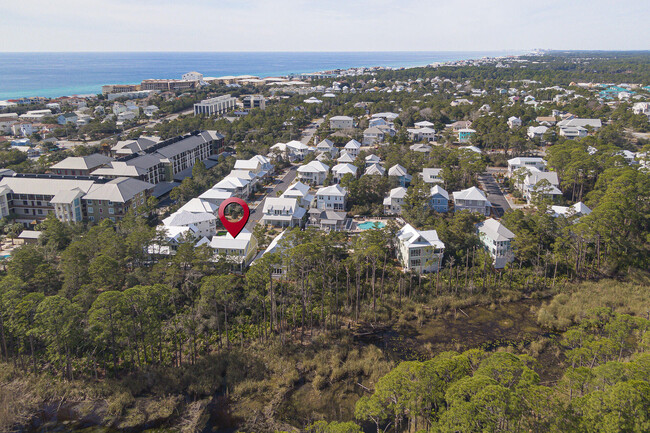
358,221,386,230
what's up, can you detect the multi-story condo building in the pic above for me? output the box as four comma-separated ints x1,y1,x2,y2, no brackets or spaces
242,94,266,110
50,154,114,176
82,177,154,223
141,79,195,91
194,95,237,116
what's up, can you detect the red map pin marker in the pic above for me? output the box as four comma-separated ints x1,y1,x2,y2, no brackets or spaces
218,197,250,238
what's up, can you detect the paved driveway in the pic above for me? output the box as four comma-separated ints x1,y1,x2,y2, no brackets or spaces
478,172,511,218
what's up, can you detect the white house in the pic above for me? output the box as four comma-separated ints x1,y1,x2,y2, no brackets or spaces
332,163,358,182
316,139,338,158
407,127,436,142
364,154,382,167
527,125,549,139
163,210,217,238
515,167,562,203
260,197,307,228
556,118,602,131
414,120,435,128
144,105,159,117
559,126,588,139
388,164,412,186
477,218,515,269
213,176,251,198
383,187,407,214
364,163,386,176
316,184,347,211
410,143,432,153
452,186,491,215
286,140,311,160
363,127,385,145
507,157,547,175
198,188,233,206
550,202,592,218
421,168,443,184
297,161,329,185
330,115,354,129
281,181,314,208
178,198,218,215
337,151,355,164
507,116,522,128
343,140,361,158
149,225,198,256
203,229,258,272
396,223,445,273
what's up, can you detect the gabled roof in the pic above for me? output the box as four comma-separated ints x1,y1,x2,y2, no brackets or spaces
344,139,361,150
337,152,355,163
330,115,353,121
179,198,218,214
286,140,309,150
209,229,254,250
388,186,407,198
298,160,329,173
397,223,444,249
316,139,334,150
50,187,85,204
282,181,311,198
199,188,233,201
83,177,154,203
51,154,113,171
430,185,449,200
234,159,261,171
453,186,488,202
365,154,381,163
214,176,249,189
508,157,546,166
316,184,347,197
332,163,357,175
364,164,386,176
414,120,435,128
477,218,515,242
388,164,408,177
163,210,216,226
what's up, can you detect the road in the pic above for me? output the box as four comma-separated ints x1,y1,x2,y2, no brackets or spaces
245,117,323,230
478,172,511,218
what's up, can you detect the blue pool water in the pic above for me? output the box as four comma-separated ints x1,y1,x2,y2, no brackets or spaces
358,221,386,230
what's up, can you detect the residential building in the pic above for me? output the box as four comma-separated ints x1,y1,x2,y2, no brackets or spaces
193,95,237,116
421,168,443,184
203,229,258,272
507,116,522,128
396,223,445,273
51,188,85,223
307,209,351,231
429,185,449,213
556,118,602,131
364,163,386,176
178,198,218,216
527,125,549,139
407,127,436,142
457,128,476,143
198,188,233,207
365,154,381,167
111,136,160,156
315,139,338,158
316,184,347,211
337,151,355,164
260,197,307,228
410,143,432,153
286,140,310,160
331,163,357,182
281,181,314,208
477,218,515,269
213,176,251,198
452,186,491,215
242,94,266,110
518,167,562,203
388,164,412,186
363,126,385,145
141,79,195,91
82,177,154,222
550,202,592,218
329,115,354,129
144,105,159,116
414,120,435,128
51,154,113,176
57,112,78,125
297,161,329,185
182,71,203,81
383,187,407,214
507,157,547,175
163,210,217,238
559,126,588,139
149,225,198,256
0,175,96,225
343,139,361,158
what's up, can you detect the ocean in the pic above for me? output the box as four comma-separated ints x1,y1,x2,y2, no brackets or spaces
0,51,522,100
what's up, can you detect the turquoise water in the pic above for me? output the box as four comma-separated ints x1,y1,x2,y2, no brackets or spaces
358,221,386,230
0,51,522,99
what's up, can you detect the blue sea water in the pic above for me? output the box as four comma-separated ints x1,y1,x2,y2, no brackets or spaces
0,51,522,100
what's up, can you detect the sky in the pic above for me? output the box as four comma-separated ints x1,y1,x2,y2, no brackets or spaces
1,0,649,52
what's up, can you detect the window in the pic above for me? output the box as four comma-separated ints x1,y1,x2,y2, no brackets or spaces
89,216,94,221
87,207,94,213
87,200,93,205
109,208,114,215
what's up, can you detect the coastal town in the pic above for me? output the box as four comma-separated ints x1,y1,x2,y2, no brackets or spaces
0,53,647,276
1,51,650,431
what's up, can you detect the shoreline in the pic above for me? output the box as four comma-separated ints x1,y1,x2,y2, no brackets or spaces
0,50,527,101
